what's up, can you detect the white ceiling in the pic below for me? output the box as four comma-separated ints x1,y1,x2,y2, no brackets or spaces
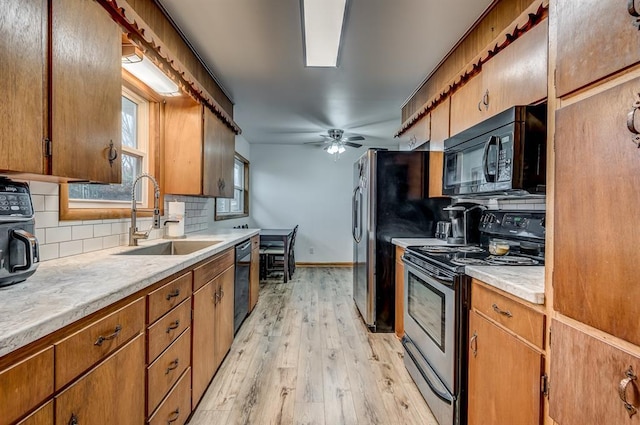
157,0,493,147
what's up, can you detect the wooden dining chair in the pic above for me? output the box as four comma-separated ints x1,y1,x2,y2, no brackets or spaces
260,225,298,281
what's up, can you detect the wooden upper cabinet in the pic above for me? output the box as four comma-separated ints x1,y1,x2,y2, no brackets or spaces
450,19,548,136
164,99,235,197
549,320,640,425
554,76,640,346
399,114,430,151
428,98,449,198
0,0,46,175
50,0,122,183
556,0,640,97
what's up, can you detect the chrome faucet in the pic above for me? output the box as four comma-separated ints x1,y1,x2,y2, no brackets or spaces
129,173,161,246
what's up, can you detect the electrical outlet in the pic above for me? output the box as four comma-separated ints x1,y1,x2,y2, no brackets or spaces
309,247,314,254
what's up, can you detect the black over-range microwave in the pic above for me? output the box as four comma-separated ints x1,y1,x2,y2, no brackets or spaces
442,104,547,196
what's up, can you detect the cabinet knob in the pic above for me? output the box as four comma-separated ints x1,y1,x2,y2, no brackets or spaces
165,288,181,300
470,331,478,357
626,93,640,147
491,303,513,318
166,320,180,333
477,89,490,111
94,325,122,346
167,408,180,424
68,413,78,425
165,358,180,375
618,366,638,418
107,140,118,167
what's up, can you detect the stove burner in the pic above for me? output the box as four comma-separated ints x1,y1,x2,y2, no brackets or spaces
457,246,485,253
450,257,490,266
485,255,539,266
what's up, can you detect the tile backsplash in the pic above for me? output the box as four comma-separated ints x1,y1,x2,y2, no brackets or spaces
28,181,212,261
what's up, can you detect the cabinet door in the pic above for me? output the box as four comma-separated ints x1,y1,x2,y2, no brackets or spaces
17,401,52,425
164,98,204,195
554,77,640,346
549,320,640,425
203,108,235,198
450,71,486,136
556,0,640,97
0,0,46,175
51,0,122,183
482,19,548,116
399,114,430,151
191,280,216,408
467,311,544,425
214,266,235,370
428,98,449,198
55,334,145,425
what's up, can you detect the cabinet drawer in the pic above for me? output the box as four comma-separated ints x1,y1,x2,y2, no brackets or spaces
147,328,191,415
148,368,191,425
16,400,52,425
0,346,53,425
471,280,545,349
147,298,191,363
148,272,192,324
193,248,234,291
55,297,145,390
550,320,640,425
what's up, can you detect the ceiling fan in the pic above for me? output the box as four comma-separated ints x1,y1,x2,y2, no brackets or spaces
305,129,365,154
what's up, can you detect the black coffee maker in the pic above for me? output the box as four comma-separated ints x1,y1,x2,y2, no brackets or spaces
0,178,39,287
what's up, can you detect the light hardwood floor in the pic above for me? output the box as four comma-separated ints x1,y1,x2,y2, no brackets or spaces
189,267,438,425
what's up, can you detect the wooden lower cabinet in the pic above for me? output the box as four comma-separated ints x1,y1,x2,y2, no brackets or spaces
148,368,191,425
549,319,640,425
192,265,235,408
17,401,53,425
0,346,53,425
55,334,145,425
249,235,260,312
467,310,544,425
394,246,405,338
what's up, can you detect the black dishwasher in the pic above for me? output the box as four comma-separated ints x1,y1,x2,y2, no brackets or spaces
234,239,252,334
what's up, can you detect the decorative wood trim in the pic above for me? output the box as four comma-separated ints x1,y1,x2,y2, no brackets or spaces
395,0,549,138
97,0,242,135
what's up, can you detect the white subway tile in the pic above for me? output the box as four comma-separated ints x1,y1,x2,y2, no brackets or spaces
72,225,94,240
39,244,60,261
83,220,102,225
111,221,128,234
93,223,112,238
59,240,83,258
32,195,45,212
83,238,103,253
35,228,46,244
28,181,58,196
60,220,83,226
44,195,59,212
35,211,59,228
46,226,72,243
119,234,128,246
103,235,119,249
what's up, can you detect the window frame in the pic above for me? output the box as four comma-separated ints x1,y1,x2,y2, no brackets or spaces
214,153,249,221
59,72,163,220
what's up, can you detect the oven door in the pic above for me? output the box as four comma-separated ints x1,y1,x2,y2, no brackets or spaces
403,260,456,392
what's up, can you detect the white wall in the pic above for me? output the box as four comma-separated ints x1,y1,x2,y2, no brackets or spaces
250,144,367,263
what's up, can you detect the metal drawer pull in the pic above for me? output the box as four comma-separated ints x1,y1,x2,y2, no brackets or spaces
470,331,478,357
68,413,78,425
492,303,513,318
166,289,181,300
94,325,122,346
629,0,640,17
627,93,640,147
167,408,180,424
165,358,180,375
618,366,638,418
166,320,180,333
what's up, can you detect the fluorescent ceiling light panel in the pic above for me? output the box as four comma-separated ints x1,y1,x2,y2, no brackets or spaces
303,0,347,67
122,56,180,96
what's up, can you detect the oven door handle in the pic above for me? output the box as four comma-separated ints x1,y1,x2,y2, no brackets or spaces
403,338,454,405
403,257,454,283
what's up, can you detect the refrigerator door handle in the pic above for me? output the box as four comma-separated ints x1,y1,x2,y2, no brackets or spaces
357,188,363,243
352,186,360,243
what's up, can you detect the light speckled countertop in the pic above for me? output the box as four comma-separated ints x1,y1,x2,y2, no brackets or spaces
391,238,545,305
465,266,544,304
0,228,258,358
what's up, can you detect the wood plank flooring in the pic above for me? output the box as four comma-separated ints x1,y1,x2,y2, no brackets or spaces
189,267,437,425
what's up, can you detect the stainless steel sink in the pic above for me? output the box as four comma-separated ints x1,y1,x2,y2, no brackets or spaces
116,240,222,256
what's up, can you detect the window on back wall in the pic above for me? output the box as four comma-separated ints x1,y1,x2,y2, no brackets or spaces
215,154,249,220
59,76,161,221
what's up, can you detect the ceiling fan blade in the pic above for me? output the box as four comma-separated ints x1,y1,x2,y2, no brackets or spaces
303,140,329,145
344,135,365,142
344,142,362,148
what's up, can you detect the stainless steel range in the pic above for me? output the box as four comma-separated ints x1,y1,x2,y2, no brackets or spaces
401,210,545,425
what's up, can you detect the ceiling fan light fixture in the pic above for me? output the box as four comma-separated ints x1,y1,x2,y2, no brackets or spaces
301,0,347,67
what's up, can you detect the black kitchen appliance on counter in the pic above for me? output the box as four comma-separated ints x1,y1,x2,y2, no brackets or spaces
0,178,39,287
401,209,545,425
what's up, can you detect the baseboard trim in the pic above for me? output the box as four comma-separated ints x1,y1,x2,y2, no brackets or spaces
296,262,354,268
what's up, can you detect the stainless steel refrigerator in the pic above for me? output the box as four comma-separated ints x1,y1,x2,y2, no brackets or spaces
352,149,449,332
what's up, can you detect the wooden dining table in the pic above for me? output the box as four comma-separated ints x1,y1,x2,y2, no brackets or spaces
260,228,294,282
